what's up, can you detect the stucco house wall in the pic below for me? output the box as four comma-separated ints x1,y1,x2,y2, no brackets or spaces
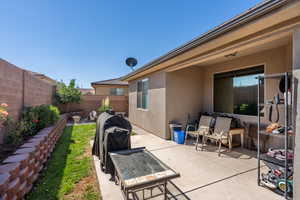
128,45,292,139
201,45,292,124
93,85,128,96
165,66,204,139
128,71,167,138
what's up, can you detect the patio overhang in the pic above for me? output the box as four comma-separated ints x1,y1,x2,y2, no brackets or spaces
165,28,294,73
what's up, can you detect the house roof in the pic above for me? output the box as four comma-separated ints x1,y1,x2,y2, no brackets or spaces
79,88,95,94
91,78,128,86
122,0,291,81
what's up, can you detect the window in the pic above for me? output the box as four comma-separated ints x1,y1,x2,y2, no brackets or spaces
213,65,264,116
110,88,124,96
137,78,149,109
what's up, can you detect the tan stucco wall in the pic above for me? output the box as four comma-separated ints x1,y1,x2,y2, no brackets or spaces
128,71,167,138
93,85,128,96
201,45,292,124
128,45,292,139
165,66,204,139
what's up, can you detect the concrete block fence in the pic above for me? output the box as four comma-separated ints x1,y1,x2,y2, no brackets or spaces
0,115,67,200
58,94,128,115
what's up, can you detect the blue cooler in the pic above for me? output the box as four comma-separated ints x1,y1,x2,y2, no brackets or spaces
173,130,185,144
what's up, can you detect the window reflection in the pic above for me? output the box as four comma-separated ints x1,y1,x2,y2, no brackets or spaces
214,66,264,116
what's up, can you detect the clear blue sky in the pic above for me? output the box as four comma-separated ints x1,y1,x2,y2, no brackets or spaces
0,0,262,88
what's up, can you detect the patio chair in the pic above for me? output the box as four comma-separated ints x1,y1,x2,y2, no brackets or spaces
202,117,232,156
185,115,213,150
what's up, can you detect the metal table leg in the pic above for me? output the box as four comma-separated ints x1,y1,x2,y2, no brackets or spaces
164,181,167,200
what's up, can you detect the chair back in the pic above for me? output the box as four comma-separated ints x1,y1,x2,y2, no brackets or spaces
197,115,213,131
214,117,232,135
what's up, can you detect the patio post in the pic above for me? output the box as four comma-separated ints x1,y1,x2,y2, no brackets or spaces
292,26,300,199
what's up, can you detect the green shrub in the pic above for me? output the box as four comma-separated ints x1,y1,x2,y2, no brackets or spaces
22,105,60,136
48,105,60,125
55,79,81,105
22,107,39,136
3,117,24,146
98,105,111,113
97,97,112,113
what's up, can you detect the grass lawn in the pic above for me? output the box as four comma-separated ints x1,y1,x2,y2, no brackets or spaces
26,123,101,200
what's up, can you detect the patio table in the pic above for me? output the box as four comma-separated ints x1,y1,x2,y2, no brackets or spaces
109,147,180,200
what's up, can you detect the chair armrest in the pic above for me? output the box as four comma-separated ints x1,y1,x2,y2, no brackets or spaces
199,126,210,135
219,131,230,139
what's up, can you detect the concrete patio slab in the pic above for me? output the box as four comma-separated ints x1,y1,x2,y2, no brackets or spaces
93,125,284,200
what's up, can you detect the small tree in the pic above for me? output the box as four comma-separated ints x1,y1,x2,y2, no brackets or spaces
55,79,81,112
98,97,112,113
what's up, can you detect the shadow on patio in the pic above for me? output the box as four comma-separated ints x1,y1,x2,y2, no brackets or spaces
127,125,282,200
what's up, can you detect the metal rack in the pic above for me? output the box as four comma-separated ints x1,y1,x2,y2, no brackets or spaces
257,72,293,199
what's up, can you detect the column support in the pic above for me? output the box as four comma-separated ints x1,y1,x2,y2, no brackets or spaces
292,26,300,199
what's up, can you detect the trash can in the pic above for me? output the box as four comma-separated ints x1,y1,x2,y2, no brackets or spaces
169,123,182,141
173,130,185,144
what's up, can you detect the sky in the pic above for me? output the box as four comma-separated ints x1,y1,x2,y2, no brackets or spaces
0,0,262,88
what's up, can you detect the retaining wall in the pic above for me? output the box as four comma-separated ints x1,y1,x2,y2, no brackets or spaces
0,115,67,200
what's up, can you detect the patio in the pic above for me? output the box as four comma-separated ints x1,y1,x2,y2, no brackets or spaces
94,125,283,200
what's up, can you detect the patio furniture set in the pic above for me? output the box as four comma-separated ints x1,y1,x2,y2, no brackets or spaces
185,115,245,156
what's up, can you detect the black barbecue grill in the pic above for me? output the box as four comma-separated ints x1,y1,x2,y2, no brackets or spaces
92,111,132,175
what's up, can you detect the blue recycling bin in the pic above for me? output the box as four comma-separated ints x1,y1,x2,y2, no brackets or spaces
173,130,185,144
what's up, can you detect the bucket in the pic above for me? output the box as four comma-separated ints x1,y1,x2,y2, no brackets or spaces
173,130,185,144
169,124,182,141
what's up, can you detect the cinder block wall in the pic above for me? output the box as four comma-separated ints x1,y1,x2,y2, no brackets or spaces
58,94,129,115
0,59,55,143
0,59,55,120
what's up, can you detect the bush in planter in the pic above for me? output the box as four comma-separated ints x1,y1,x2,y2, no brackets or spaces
3,117,24,146
0,103,23,146
32,105,60,129
22,107,39,136
0,103,9,127
22,105,60,136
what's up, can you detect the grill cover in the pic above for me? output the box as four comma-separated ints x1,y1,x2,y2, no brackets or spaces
92,111,132,173
104,127,131,174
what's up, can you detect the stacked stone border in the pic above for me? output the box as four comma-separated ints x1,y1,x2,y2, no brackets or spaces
0,114,67,200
